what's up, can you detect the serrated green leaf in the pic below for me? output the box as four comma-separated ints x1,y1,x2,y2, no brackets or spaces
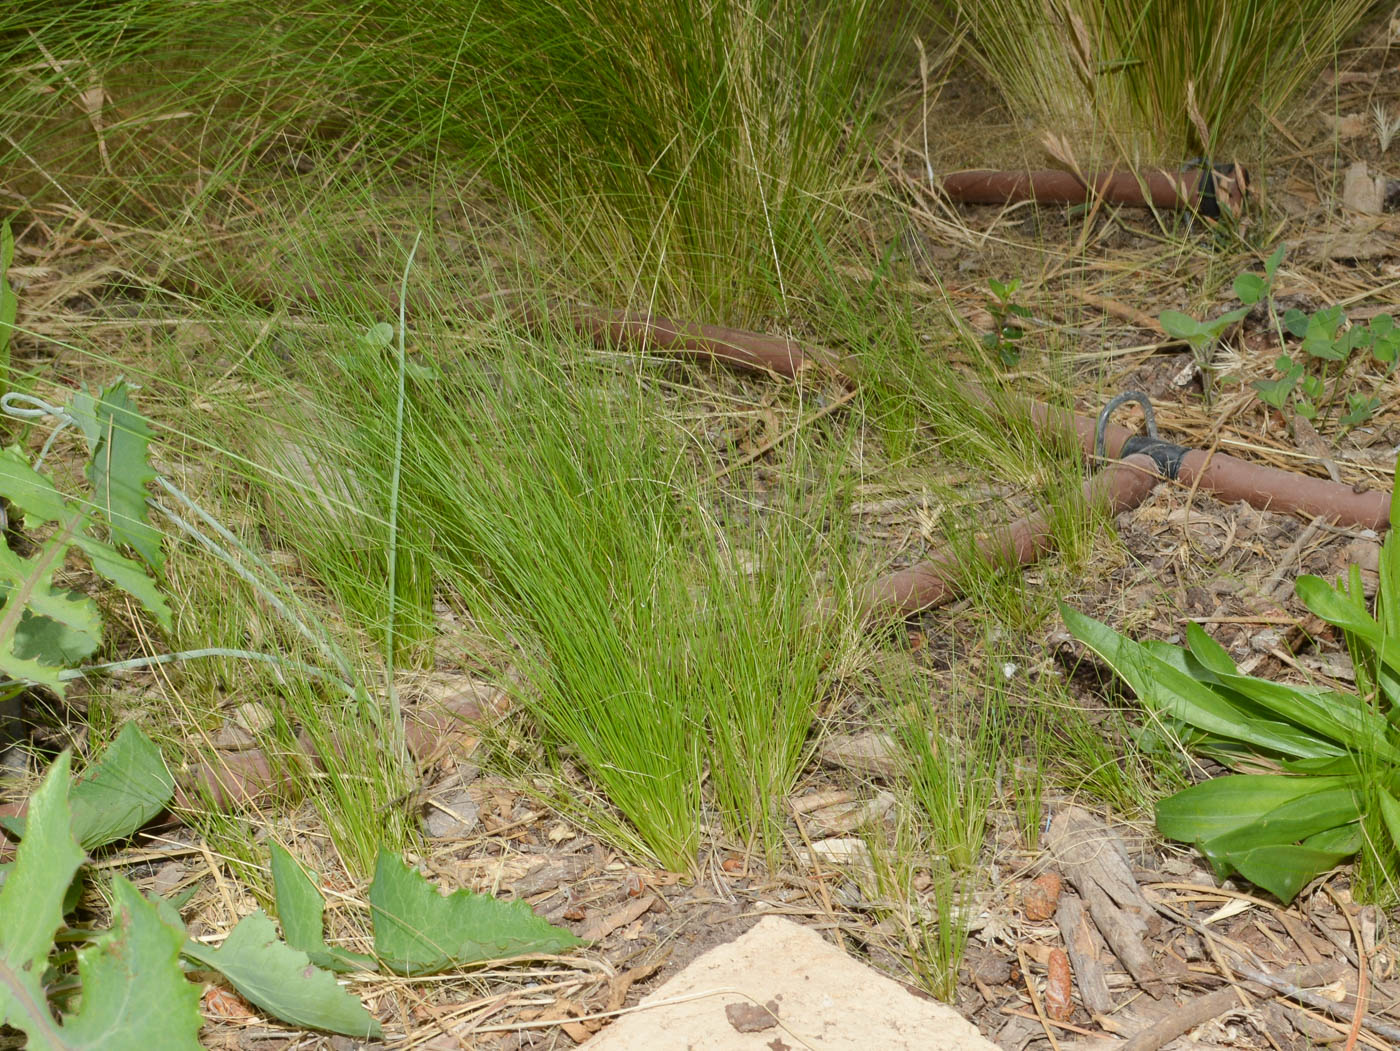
369,850,584,976
14,608,101,667
0,520,89,695
270,844,377,975
70,534,171,631
49,877,202,1051
3,726,175,852
0,546,100,643
0,751,84,1035
66,392,100,456
69,724,174,851
85,383,162,572
0,447,73,525
182,910,381,1038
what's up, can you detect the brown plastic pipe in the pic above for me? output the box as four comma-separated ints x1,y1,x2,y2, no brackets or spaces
531,306,1392,614
530,303,845,382
941,168,1223,210
1019,397,1392,533
859,455,1161,616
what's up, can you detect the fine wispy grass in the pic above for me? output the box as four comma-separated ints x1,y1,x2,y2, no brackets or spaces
940,0,1376,162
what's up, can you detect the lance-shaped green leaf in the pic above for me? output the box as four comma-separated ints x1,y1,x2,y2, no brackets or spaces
0,220,16,371
182,911,381,1038
1156,774,1355,844
270,844,377,974
370,850,584,976
1061,605,1342,758
83,383,163,572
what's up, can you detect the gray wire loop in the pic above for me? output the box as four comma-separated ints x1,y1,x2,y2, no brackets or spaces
1095,390,1157,459
1,392,68,421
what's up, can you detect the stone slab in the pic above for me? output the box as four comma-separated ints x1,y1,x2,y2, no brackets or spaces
582,915,998,1050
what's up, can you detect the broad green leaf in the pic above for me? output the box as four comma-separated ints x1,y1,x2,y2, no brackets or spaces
1233,272,1266,305
1302,306,1346,360
1184,622,1236,674
3,726,175,851
369,850,584,976
1340,394,1382,427
1223,842,1355,903
1251,375,1296,410
270,844,377,975
85,383,163,572
1197,785,1360,856
1159,310,1212,348
0,447,72,525
0,752,83,1034
182,910,381,1038
71,533,171,631
1283,308,1309,338
1061,605,1341,758
50,877,202,1051
1155,773,1353,844
359,322,394,349
1264,243,1286,280
1379,790,1400,853
69,724,174,851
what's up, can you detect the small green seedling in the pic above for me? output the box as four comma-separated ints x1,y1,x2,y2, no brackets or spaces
1160,245,1283,373
982,277,1031,367
1162,246,1396,428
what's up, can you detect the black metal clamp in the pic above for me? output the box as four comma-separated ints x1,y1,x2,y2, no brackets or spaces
1095,390,1190,480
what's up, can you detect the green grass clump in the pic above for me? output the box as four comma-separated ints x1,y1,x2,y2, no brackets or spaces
941,0,1376,162
4,0,907,319
240,296,861,872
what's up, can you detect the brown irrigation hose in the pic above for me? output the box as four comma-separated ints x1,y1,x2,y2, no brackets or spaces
533,304,846,382
858,455,1161,616
529,306,1392,615
941,165,1247,215
1015,397,1392,533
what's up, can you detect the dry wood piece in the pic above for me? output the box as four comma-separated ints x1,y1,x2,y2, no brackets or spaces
1119,960,1346,1051
816,732,902,778
1047,807,1170,997
1055,891,1113,1015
